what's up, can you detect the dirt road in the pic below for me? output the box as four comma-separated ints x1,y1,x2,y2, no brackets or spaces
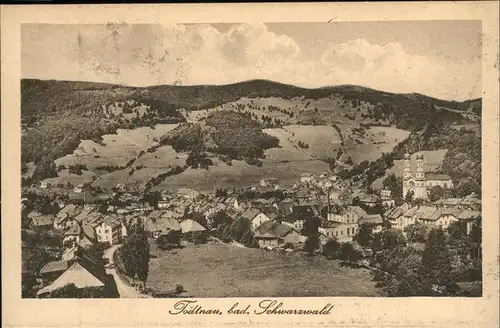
103,245,149,298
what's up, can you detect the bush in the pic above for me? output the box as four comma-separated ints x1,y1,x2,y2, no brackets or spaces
322,238,341,259
175,284,185,294
68,164,88,175
298,141,309,149
339,242,362,266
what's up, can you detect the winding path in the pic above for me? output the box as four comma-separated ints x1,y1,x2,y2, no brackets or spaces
103,245,150,298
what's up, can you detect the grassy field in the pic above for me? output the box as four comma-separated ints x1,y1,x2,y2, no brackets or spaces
43,124,180,188
147,242,380,297
153,157,330,192
283,125,343,160
347,126,411,164
55,124,178,170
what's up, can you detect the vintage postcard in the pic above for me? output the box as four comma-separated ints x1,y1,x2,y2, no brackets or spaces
2,2,499,328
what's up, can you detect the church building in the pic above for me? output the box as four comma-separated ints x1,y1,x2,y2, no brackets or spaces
402,152,454,200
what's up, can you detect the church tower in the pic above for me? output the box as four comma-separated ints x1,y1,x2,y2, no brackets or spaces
416,153,425,180
403,153,412,180
415,153,427,199
402,153,412,199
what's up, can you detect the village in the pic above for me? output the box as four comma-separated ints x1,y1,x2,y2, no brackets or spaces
21,152,482,298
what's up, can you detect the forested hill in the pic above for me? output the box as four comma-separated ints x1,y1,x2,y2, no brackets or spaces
21,78,480,182
22,78,479,121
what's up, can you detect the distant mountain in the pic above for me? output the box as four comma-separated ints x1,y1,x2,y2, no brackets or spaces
21,78,480,183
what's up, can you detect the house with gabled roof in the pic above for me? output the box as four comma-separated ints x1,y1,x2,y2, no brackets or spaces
74,205,98,223
180,219,206,234
359,194,381,208
177,188,199,200
240,207,261,221
95,215,122,245
145,216,181,239
429,207,462,229
273,199,295,217
359,214,384,233
36,255,108,298
82,212,104,227
179,219,207,242
281,212,306,231
250,211,274,231
341,205,367,224
459,197,481,211
63,223,82,246
39,260,71,285
254,221,305,249
414,206,441,225
29,214,55,231
300,173,315,183
435,198,463,208
149,210,165,220
394,206,420,230
54,204,82,230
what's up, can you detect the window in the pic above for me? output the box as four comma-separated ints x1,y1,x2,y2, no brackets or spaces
352,227,355,234
341,230,343,235
336,231,338,236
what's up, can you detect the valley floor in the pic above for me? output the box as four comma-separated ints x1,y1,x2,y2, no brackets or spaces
147,242,380,297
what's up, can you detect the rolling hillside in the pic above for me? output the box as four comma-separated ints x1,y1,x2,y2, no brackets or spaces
21,78,480,188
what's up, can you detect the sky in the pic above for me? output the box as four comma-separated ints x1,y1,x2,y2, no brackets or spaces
22,21,482,101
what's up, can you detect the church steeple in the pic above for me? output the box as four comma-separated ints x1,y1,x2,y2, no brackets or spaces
416,153,425,180
403,152,412,180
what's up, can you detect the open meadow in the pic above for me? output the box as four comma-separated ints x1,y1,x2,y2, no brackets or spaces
147,242,380,297
153,157,330,192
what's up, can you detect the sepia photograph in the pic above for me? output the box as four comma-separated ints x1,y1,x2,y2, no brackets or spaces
18,20,485,299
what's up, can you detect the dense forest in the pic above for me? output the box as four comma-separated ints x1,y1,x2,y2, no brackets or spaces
160,111,280,167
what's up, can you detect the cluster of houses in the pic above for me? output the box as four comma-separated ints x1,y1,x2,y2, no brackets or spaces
24,171,482,297
26,204,125,248
385,193,482,234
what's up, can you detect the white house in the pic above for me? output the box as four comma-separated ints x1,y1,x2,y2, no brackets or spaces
319,221,358,243
430,208,461,229
157,200,170,209
95,215,122,245
250,212,273,231
73,184,85,194
177,188,199,200
300,173,315,183
63,224,82,246
341,206,367,224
